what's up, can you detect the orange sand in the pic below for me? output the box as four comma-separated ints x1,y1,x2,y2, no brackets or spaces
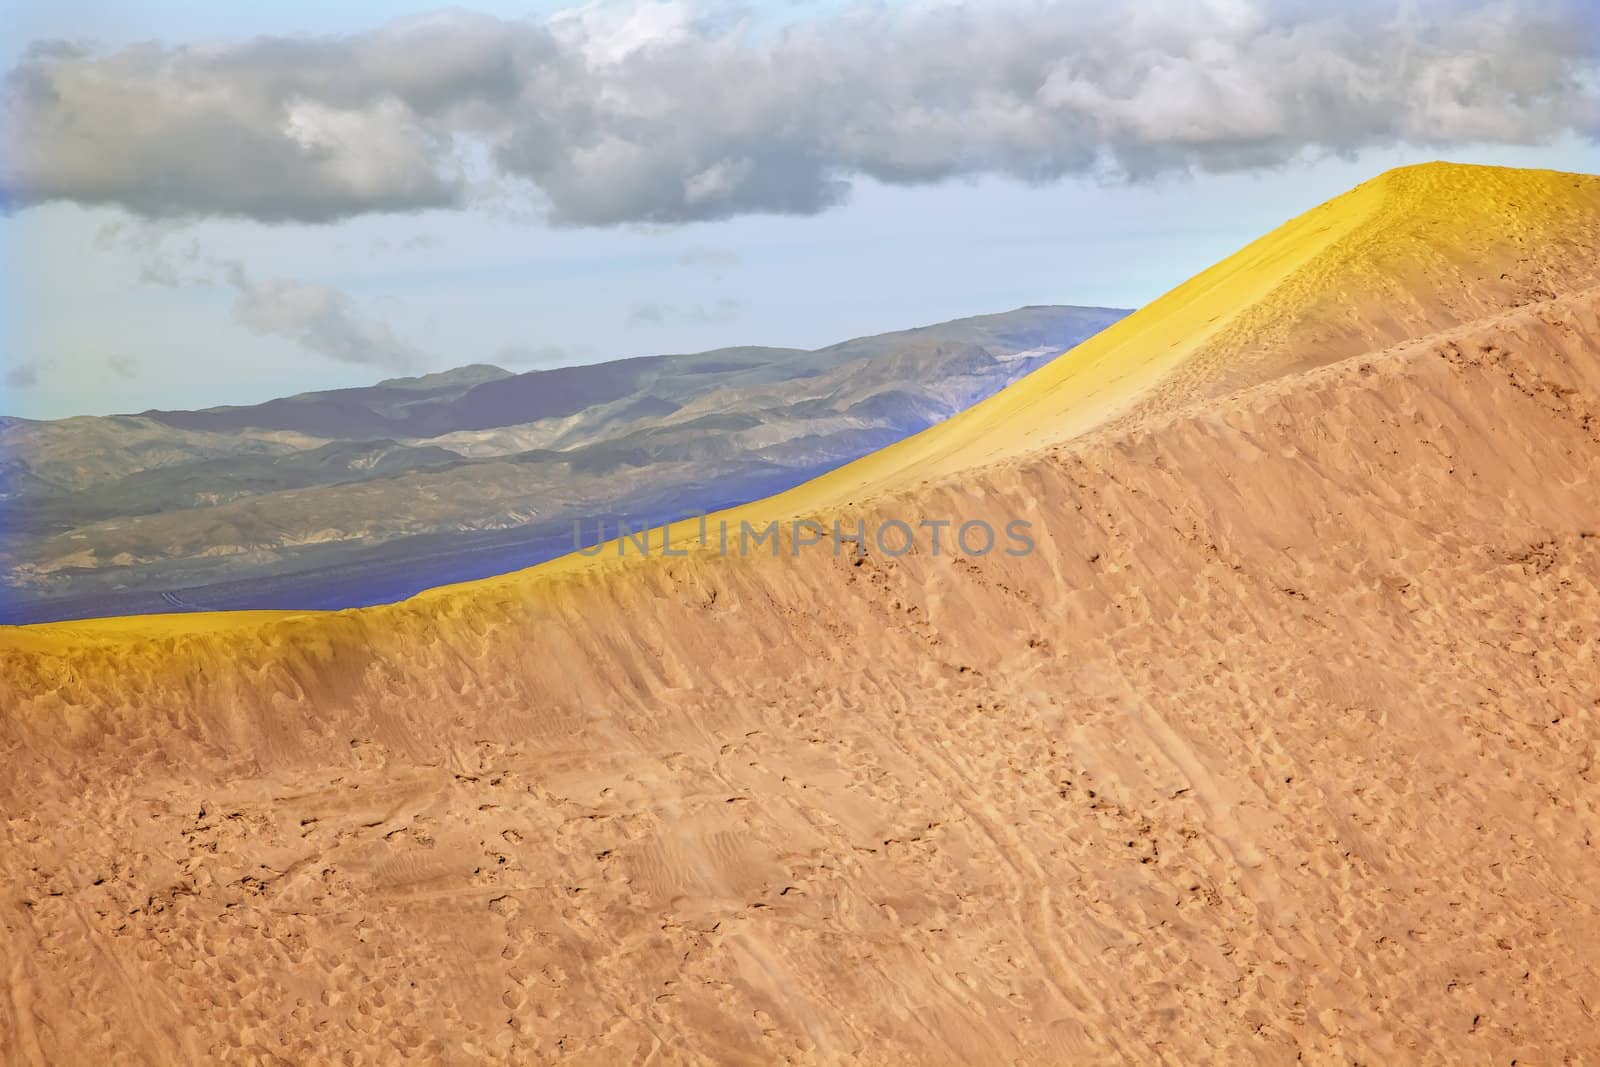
4,163,1600,1063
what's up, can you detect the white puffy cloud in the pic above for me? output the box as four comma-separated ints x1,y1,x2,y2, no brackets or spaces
226,266,427,369
3,0,1596,227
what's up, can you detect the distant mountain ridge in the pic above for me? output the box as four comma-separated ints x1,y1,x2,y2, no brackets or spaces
0,304,1127,622
133,308,1110,439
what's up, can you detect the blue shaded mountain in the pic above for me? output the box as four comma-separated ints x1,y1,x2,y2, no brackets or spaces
1,305,1126,622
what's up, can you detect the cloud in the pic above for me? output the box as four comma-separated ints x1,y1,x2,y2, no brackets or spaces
225,265,426,370
4,1,1597,226
4,363,40,389
628,301,668,325
84,223,432,371
628,297,742,325
93,220,216,287
369,232,441,254
678,245,741,271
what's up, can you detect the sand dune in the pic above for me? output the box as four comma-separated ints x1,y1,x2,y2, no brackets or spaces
4,164,1600,1063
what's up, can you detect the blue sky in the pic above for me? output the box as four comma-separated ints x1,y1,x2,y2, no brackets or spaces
4,1,1598,419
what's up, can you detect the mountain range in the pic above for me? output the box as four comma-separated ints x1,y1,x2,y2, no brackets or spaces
0,305,1125,622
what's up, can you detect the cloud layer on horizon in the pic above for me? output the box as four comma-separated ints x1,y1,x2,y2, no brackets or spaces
3,0,1597,227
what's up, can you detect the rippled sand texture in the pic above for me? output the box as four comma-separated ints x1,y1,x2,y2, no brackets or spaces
4,164,1600,1064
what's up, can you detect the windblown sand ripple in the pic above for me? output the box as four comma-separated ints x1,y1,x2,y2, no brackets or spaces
4,164,1599,1063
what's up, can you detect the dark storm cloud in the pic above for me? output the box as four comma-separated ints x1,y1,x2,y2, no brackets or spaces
3,1,1596,227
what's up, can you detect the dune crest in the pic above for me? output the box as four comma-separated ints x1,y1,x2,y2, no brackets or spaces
699,160,1600,503
17,162,1599,645
4,165,1600,1063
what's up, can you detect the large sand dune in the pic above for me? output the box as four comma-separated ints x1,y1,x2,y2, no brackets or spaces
4,163,1600,1063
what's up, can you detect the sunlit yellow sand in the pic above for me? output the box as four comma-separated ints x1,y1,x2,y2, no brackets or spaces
9,161,1599,649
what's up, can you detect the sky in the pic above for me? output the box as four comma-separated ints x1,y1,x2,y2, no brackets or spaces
3,0,1598,420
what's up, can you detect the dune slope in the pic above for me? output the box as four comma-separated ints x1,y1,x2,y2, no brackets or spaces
667,159,1600,509
4,165,1600,1063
